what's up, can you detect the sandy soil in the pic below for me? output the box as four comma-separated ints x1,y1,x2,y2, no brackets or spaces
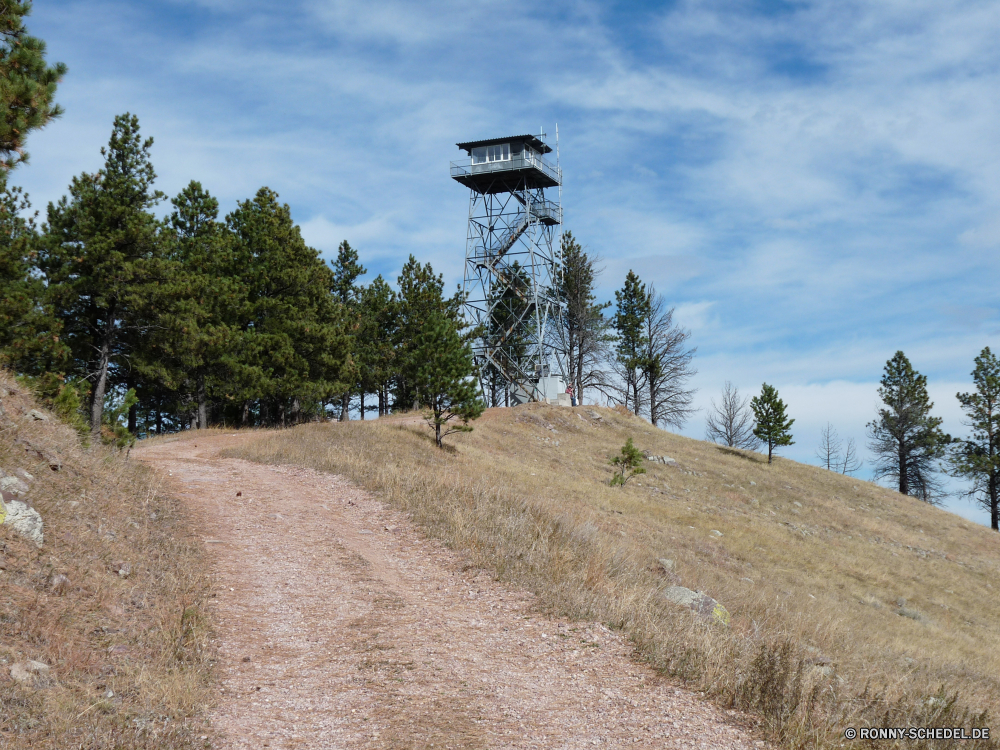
136,433,765,749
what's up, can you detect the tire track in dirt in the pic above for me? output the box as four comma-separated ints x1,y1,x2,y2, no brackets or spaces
137,434,765,749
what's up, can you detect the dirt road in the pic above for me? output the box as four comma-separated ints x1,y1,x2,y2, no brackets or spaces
137,433,763,749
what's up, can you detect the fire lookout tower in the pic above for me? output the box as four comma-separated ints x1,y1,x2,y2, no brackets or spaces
450,133,567,405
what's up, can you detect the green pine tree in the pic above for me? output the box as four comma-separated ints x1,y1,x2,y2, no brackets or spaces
330,240,366,421
331,240,366,305
412,310,484,448
357,275,398,417
609,437,645,487
613,270,651,412
0,180,68,378
142,180,236,431
949,347,1000,529
40,113,166,436
485,260,531,407
0,2,67,172
751,383,794,464
225,187,348,426
395,255,462,410
867,351,949,502
102,387,138,449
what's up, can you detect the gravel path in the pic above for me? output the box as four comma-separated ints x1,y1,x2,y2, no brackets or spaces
137,434,764,749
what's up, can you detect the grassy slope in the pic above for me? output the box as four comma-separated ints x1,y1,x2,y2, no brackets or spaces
0,372,212,749
229,403,999,749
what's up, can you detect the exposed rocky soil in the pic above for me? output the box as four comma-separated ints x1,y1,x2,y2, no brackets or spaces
137,433,764,749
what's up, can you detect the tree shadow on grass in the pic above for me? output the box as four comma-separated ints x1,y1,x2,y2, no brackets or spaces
398,422,460,454
715,446,765,464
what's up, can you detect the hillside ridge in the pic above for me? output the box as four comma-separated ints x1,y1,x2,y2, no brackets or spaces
0,372,212,749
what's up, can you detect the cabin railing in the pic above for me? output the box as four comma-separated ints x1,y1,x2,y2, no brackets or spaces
449,151,562,185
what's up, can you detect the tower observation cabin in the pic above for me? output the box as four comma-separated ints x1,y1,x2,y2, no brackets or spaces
451,134,568,407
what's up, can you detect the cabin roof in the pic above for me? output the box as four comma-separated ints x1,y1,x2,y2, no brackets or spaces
456,135,552,155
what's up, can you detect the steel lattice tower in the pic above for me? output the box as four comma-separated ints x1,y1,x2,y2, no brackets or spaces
450,134,566,405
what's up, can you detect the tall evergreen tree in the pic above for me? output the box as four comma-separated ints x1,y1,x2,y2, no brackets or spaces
41,113,166,436
330,240,365,420
612,270,650,412
356,275,398,418
949,347,1000,530
867,351,949,503
145,180,236,430
0,181,67,379
556,231,610,405
0,1,66,172
412,309,483,448
395,255,461,410
751,383,794,464
225,187,348,425
331,240,366,304
485,261,531,407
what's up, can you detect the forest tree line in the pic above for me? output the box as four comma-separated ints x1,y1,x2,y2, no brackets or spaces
545,235,697,428
0,115,481,438
0,114,700,441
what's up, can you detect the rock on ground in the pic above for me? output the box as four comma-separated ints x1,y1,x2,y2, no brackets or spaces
646,455,678,466
0,474,30,495
664,585,731,627
10,660,51,687
2,498,44,547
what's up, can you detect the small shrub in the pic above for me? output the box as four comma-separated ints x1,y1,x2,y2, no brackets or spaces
609,437,645,487
52,380,89,435
16,373,90,436
102,387,138,448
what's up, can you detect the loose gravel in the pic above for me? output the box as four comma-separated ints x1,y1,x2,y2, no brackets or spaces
138,434,765,749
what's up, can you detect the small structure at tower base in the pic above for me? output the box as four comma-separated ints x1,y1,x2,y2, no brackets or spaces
511,375,571,407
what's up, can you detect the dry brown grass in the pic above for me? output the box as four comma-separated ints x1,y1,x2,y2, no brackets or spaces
0,371,214,749
226,404,1000,749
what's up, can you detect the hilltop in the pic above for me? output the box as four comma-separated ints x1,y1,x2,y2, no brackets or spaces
228,403,1000,748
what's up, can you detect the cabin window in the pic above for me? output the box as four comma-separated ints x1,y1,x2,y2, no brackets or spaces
471,143,510,164
488,143,510,162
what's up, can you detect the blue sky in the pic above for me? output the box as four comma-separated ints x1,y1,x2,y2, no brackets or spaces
13,1,1000,525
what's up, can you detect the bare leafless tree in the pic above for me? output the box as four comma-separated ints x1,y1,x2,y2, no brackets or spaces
642,289,696,429
840,438,863,475
705,381,760,449
598,355,647,415
816,422,842,470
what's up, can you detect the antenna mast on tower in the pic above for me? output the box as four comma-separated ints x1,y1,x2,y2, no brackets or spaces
450,132,567,406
